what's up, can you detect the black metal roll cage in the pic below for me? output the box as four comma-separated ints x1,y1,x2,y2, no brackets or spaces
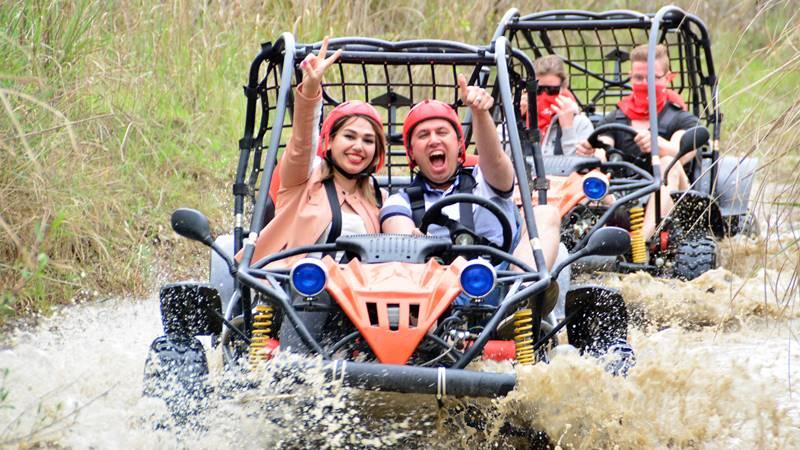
493,5,720,236
229,35,554,368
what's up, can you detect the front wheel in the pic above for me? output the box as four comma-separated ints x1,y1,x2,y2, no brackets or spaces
565,286,628,356
672,237,717,280
143,335,209,424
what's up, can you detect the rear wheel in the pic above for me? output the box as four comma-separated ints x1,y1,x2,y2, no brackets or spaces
673,237,717,280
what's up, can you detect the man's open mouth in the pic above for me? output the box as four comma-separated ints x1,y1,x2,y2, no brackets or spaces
429,150,446,169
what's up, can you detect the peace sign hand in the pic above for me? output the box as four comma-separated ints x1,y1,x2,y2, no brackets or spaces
299,37,343,96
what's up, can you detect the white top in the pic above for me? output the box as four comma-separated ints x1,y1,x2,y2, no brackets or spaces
309,210,368,260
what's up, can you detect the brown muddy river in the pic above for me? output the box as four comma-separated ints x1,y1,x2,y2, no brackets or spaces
1,188,798,448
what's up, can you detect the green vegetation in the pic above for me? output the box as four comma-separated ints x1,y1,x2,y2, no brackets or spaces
1,0,798,325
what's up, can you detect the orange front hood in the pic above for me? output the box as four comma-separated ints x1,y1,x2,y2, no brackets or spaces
321,256,467,365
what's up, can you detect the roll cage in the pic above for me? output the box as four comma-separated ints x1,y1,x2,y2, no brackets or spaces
493,6,721,196
229,35,553,368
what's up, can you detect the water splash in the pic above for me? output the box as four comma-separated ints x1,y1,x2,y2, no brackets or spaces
0,294,797,448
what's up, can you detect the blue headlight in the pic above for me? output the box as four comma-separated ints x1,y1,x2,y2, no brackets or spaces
583,174,609,201
290,258,327,297
460,259,496,299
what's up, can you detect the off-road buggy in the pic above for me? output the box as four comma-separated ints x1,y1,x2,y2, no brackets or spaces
493,6,758,280
142,34,635,419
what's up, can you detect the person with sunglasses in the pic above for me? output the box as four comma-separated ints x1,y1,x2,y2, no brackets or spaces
523,55,594,156
575,44,701,238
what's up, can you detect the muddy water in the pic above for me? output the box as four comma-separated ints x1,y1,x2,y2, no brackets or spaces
1,208,799,448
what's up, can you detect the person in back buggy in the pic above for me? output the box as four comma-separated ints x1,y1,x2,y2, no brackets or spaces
576,43,701,238
380,74,561,308
516,54,595,157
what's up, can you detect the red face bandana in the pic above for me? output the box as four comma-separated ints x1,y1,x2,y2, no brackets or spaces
618,82,668,120
536,93,559,135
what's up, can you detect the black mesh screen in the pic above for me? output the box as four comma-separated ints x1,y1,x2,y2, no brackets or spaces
503,11,716,126
247,39,534,211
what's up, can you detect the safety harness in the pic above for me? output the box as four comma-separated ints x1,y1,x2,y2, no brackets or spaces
403,166,477,229
322,176,383,249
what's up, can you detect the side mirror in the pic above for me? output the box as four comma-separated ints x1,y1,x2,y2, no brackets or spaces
677,126,710,159
583,226,631,257
551,227,630,278
663,126,709,184
171,208,213,246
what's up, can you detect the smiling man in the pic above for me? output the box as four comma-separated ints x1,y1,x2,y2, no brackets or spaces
381,75,515,243
380,74,560,281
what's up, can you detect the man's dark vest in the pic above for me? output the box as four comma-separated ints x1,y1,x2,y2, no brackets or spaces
403,167,477,229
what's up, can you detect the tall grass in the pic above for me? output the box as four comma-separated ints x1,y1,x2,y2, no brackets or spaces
0,0,797,325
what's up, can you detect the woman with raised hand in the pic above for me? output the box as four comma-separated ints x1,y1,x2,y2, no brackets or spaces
250,37,387,265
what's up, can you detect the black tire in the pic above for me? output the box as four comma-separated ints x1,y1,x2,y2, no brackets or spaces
673,237,717,280
565,286,628,356
143,335,209,425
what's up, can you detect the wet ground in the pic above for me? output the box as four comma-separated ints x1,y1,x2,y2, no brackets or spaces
1,185,798,448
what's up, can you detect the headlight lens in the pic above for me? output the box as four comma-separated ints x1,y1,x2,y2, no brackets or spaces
290,258,327,297
582,174,609,201
460,259,496,299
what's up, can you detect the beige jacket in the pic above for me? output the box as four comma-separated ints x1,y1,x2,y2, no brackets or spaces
249,84,381,266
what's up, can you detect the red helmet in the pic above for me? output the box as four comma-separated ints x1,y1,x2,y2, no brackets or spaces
316,100,385,171
402,100,465,169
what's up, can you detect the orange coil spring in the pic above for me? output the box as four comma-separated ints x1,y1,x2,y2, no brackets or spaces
248,305,274,370
629,207,647,263
514,308,535,365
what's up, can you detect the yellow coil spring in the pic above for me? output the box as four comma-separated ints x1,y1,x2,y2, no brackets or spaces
248,305,274,370
629,206,647,263
514,308,535,365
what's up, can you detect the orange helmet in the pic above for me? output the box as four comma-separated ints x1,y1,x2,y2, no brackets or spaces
402,100,465,169
316,100,385,172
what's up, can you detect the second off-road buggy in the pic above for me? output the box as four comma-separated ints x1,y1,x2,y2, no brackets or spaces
142,34,635,420
493,6,759,280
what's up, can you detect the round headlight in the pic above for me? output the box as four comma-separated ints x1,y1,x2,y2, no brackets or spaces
583,174,609,201
290,258,327,297
460,259,496,299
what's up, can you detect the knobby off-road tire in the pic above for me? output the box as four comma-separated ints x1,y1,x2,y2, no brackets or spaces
143,335,209,425
673,237,718,281
565,287,628,356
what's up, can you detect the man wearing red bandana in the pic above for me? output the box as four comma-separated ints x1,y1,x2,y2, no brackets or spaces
576,44,700,238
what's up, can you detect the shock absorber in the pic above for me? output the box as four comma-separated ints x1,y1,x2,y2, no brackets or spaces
514,308,535,365
629,206,647,263
248,304,274,369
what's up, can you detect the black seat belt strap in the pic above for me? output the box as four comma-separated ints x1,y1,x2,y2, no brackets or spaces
406,185,426,228
457,169,476,230
323,178,343,258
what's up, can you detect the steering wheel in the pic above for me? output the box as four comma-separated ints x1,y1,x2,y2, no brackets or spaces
587,123,640,163
419,193,513,254
587,124,653,181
